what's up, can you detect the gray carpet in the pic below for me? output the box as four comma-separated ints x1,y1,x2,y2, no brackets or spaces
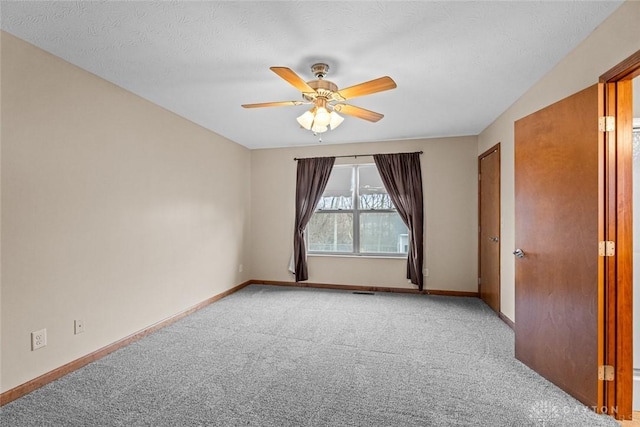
1,284,619,426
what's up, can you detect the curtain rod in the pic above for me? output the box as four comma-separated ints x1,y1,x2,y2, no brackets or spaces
293,151,423,161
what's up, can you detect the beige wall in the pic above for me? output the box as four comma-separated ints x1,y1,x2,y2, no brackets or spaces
0,32,252,392
250,136,479,292
478,0,640,322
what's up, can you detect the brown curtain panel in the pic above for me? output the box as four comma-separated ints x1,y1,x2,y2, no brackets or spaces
293,156,336,282
373,153,424,290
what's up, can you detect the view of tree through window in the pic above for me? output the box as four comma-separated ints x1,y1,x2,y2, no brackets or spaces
307,164,408,255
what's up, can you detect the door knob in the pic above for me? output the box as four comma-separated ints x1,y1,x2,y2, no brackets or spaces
513,249,525,258
489,236,499,242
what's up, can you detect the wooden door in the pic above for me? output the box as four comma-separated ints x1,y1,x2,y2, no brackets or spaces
479,145,500,313
514,84,604,408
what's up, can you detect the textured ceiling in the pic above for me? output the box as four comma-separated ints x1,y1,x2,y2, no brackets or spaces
0,1,624,149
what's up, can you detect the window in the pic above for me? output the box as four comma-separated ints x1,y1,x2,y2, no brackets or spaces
307,164,408,256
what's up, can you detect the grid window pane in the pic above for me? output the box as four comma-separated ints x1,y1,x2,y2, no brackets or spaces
358,165,394,210
358,165,386,192
317,165,353,210
307,212,353,252
359,212,409,254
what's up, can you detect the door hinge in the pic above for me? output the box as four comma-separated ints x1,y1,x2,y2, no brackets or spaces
598,365,614,381
598,116,615,132
478,277,482,285
598,241,615,257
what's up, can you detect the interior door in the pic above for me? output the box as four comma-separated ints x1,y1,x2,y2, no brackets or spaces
479,145,500,313
514,84,604,408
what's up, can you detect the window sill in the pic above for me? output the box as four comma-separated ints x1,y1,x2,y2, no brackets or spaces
308,253,407,260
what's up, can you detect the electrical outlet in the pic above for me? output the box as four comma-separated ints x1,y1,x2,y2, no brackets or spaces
238,264,243,273
424,268,430,277
74,319,85,335
31,328,47,351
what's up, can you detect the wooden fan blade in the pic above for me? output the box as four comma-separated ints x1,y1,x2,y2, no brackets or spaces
270,67,316,94
333,104,384,122
242,101,303,108
337,76,397,100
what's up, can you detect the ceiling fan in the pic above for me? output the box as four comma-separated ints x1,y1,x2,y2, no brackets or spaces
242,63,397,135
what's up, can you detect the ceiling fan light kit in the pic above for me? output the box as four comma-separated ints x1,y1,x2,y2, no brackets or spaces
242,63,396,138
296,97,345,133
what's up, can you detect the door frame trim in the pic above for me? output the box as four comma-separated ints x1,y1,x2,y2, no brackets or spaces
478,143,501,314
599,49,640,421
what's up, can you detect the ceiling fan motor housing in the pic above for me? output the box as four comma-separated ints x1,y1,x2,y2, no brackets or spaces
302,79,343,102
